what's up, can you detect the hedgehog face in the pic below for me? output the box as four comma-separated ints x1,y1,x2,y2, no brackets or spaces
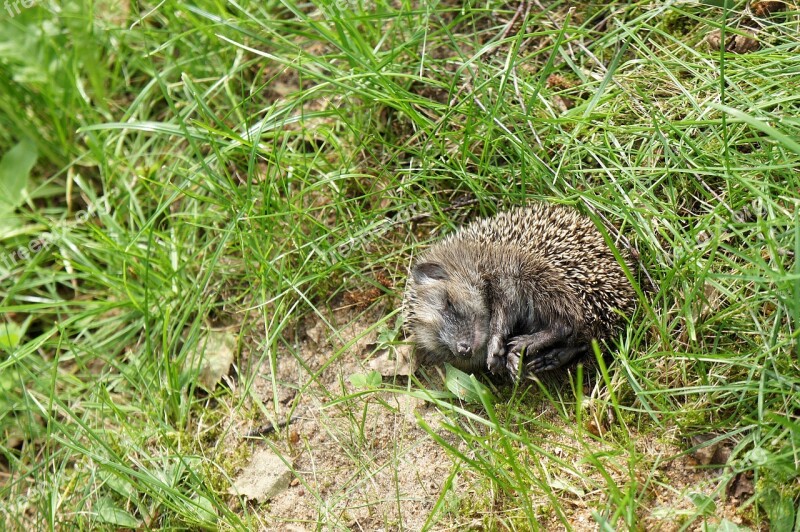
408,261,489,370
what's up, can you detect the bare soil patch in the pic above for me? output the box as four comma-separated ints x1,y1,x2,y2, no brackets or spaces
221,302,762,530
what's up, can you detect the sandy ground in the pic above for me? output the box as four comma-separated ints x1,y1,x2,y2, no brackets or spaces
223,299,760,531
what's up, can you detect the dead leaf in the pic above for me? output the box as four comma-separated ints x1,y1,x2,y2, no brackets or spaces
727,471,755,499
547,74,576,112
195,330,237,391
706,28,760,54
305,320,326,345
343,286,382,309
368,344,418,376
751,1,792,17
546,74,574,91
699,282,724,319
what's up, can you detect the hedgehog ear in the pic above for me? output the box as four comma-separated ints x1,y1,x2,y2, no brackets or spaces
412,262,449,284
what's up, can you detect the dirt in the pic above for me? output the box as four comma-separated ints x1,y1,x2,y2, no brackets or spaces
221,299,763,531
236,301,469,530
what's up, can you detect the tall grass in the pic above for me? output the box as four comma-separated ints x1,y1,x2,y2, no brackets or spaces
1,0,798,528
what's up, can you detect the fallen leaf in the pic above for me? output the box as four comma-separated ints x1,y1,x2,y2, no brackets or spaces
751,0,791,17
368,344,418,376
706,28,760,54
727,471,755,499
195,330,237,391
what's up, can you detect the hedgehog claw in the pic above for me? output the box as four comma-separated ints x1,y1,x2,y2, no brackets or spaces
487,355,505,375
507,337,525,356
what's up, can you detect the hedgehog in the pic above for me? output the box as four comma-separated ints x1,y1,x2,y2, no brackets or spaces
403,203,635,381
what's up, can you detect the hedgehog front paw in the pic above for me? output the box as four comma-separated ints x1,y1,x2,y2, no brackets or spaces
507,335,535,356
505,350,521,381
506,335,538,379
486,336,506,375
487,355,504,374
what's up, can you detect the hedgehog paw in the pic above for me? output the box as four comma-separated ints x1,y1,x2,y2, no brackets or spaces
507,335,535,356
528,345,589,373
486,336,507,375
505,336,534,380
505,351,522,381
487,335,506,358
487,354,505,374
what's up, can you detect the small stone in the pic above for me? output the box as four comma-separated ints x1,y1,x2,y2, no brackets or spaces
228,448,293,502
690,434,731,466
690,434,718,465
552,95,575,113
712,444,732,465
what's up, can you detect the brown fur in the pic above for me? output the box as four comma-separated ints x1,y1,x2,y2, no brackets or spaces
403,203,635,380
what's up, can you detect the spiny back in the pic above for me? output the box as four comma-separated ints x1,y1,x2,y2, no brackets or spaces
462,203,634,329
457,203,608,257
409,203,635,337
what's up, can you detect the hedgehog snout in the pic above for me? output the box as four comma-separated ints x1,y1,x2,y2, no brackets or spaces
445,319,484,358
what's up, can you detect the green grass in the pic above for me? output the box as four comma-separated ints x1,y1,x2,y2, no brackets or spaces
1,0,799,529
